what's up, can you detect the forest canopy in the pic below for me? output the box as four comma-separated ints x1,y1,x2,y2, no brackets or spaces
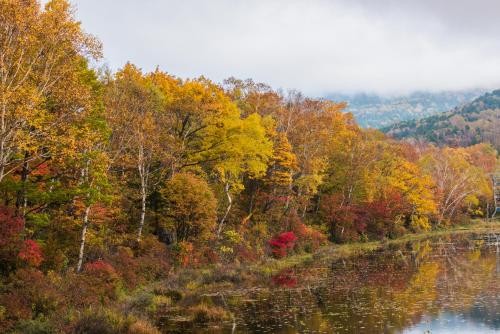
0,1,498,332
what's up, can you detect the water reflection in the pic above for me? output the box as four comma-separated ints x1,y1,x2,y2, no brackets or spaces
404,313,499,333
272,270,298,288
192,234,500,334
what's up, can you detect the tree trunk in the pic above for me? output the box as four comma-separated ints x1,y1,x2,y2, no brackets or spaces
284,183,293,211
217,182,232,237
15,151,29,217
137,181,147,242
77,205,91,272
0,101,6,183
315,194,321,214
247,181,256,215
136,143,149,242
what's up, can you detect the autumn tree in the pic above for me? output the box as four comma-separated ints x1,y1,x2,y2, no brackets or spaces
420,146,492,224
166,77,244,170
150,76,274,235
105,63,167,242
157,173,217,243
212,112,273,236
371,142,436,231
322,130,437,240
0,2,498,331
266,132,297,190
0,0,101,186
284,97,350,215
69,66,110,272
223,77,284,118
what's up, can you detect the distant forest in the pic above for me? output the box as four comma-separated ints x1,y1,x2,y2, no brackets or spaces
384,89,500,151
329,89,483,128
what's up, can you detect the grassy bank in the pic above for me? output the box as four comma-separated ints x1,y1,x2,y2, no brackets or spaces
247,219,500,278
116,220,500,331
135,220,500,297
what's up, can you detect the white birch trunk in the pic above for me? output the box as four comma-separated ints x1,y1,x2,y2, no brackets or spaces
217,182,232,237
77,205,91,272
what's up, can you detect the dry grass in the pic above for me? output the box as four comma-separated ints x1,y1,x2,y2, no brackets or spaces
127,319,161,334
187,304,232,324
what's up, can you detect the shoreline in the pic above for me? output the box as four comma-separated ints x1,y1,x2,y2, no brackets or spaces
157,220,500,296
143,219,500,329
247,219,500,278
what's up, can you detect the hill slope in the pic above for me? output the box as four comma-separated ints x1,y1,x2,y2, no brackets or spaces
327,90,483,128
383,90,500,151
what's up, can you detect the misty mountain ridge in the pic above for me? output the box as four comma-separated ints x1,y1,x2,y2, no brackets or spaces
327,89,485,128
383,89,500,151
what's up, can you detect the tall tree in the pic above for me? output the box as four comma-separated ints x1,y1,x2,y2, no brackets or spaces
0,0,101,184
420,146,490,224
158,173,217,244
72,66,110,272
105,63,163,242
212,113,273,236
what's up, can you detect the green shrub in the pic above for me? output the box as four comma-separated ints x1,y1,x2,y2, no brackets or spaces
72,308,132,334
14,316,54,334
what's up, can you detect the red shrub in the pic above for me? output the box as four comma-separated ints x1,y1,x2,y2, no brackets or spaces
321,192,409,242
18,239,43,267
363,192,409,239
64,260,121,308
0,206,27,272
292,222,327,252
320,195,365,242
110,247,140,289
0,206,24,244
0,268,60,331
135,235,171,278
178,241,194,267
272,270,297,288
269,232,297,258
84,260,118,282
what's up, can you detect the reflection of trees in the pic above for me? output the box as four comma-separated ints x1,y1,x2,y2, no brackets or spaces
391,262,440,326
439,245,500,330
436,246,496,313
466,289,500,330
497,246,500,275
227,243,436,333
223,237,499,333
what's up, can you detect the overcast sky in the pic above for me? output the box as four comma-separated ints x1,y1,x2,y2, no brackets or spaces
64,0,500,96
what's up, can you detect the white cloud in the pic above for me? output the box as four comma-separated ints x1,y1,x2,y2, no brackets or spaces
66,0,500,95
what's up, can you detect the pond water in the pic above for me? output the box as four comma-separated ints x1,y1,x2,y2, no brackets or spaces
185,234,500,333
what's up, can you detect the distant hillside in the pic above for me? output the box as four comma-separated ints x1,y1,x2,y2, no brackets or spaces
383,90,500,151
327,90,484,128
